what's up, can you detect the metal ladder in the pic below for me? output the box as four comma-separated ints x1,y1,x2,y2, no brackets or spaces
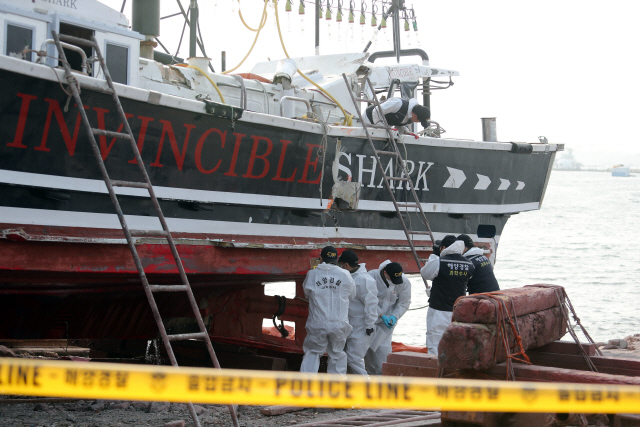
51,31,239,427
342,73,435,272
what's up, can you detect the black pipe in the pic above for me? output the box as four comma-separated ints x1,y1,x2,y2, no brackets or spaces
368,48,429,63
315,0,320,55
189,0,198,58
392,7,400,62
153,50,183,65
423,76,430,115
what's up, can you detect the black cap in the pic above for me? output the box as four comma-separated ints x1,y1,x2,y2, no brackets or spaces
457,234,474,249
440,235,457,248
320,246,338,263
384,262,404,285
413,105,431,128
338,249,358,264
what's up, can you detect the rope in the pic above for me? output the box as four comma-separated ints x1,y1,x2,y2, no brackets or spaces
526,284,602,370
316,120,330,206
454,293,531,381
272,295,289,338
274,0,353,126
238,0,268,32
24,50,79,99
222,0,269,74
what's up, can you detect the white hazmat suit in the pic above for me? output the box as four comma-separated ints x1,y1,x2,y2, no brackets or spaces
344,264,379,376
300,262,356,375
364,260,412,375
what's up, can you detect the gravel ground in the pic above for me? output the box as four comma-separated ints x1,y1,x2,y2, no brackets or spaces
1,335,638,427
0,399,385,427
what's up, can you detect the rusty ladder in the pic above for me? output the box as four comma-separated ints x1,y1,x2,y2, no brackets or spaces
50,31,239,427
342,73,435,274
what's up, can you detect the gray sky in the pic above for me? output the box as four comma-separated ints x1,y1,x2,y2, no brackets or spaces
100,0,640,166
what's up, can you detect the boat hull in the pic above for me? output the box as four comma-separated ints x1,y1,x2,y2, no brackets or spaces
0,60,557,347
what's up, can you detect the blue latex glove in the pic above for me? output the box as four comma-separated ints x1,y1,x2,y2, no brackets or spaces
381,315,391,328
388,315,397,327
382,315,396,330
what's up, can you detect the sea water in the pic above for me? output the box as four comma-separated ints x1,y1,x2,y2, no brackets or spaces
395,171,640,346
266,171,640,346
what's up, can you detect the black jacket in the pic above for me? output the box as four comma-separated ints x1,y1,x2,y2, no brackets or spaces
464,248,500,294
428,253,475,312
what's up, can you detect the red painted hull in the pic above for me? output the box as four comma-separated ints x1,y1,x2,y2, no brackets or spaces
0,223,436,353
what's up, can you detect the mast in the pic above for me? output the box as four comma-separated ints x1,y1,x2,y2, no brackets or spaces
189,0,198,58
315,0,320,55
363,0,405,63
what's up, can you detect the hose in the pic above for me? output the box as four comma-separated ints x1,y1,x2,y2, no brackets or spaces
238,0,267,32
222,0,269,75
272,295,289,338
274,0,353,126
187,64,226,103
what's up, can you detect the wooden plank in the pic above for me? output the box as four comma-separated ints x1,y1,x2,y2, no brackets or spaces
0,339,74,348
259,405,306,416
530,340,596,356
439,306,566,371
452,285,563,324
386,352,439,369
490,363,640,385
382,362,439,378
527,352,640,376
383,359,640,386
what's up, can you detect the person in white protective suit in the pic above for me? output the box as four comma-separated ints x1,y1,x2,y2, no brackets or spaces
363,260,412,375
420,235,475,355
300,246,356,375
338,250,378,376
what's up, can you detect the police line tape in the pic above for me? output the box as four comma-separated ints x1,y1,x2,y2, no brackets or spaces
0,358,639,413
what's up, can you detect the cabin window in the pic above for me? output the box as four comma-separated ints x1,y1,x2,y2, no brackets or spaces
477,224,497,239
6,24,34,61
59,22,93,73
106,43,128,84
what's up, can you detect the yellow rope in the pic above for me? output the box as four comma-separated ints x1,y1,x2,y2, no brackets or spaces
187,65,226,103
238,0,267,32
222,0,269,75
274,0,353,126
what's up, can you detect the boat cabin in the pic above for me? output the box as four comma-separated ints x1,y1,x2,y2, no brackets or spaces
0,0,459,127
1,0,141,84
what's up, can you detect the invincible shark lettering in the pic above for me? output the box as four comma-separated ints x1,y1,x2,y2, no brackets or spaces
41,0,77,9
42,0,77,9
5,93,325,186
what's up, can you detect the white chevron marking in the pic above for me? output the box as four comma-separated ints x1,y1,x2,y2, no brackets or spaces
516,181,525,190
474,174,491,190
498,179,511,191
443,167,467,188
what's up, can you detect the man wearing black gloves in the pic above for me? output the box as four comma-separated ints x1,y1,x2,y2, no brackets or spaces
457,234,500,295
420,235,475,354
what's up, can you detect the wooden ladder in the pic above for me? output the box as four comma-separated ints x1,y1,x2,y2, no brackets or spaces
51,30,239,427
342,73,435,273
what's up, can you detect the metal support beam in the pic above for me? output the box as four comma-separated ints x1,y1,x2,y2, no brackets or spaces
315,0,320,55
189,0,198,58
392,7,401,62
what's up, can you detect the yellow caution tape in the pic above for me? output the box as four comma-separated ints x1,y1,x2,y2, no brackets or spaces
1,358,639,413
